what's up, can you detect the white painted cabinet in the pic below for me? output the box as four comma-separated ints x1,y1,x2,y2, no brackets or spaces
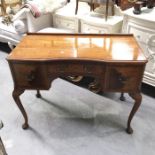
122,7,155,86
52,1,90,33
80,13,123,34
53,13,79,33
53,3,123,34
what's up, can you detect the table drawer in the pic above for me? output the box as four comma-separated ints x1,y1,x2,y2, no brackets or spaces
81,23,107,34
106,66,143,91
47,62,104,76
12,63,47,88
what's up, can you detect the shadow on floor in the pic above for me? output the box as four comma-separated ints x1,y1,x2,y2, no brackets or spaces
141,83,155,98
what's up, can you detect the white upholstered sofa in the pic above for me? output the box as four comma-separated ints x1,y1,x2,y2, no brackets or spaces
13,8,53,33
0,8,53,49
0,0,90,48
12,0,91,33
0,0,71,48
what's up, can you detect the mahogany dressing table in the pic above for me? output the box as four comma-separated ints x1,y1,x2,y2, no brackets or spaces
7,33,147,134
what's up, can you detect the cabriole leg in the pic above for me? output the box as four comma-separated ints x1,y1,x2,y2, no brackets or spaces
120,92,125,101
126,92,142,134
12,88,29,129
36,90,41,98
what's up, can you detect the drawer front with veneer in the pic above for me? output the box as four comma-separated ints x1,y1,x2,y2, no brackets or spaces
105,66,144,91
11,63,48,89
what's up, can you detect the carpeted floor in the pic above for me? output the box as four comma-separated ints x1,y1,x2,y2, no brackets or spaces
0,50,155,155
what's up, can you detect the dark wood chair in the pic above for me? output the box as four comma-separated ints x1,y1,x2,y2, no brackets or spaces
75,0,115,21
75,0,94,14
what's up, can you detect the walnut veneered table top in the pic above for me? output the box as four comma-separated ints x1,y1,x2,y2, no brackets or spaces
7,33,148,134
7,33,146,62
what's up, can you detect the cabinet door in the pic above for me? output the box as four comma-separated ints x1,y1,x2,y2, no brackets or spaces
53,14,79,32
124,20,155,86
126,22,155,44
105,65,144,92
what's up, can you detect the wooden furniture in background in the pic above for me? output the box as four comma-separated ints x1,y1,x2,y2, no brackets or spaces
7,33,147,134
133,0,154,14
92,0,115,21
75,0,115,21
75,0,93,14
116,0,136,10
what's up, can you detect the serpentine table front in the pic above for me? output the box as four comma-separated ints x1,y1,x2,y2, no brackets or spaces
7,33,147,134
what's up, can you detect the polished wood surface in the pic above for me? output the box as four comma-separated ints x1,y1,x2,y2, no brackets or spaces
7,33,147,134
8,33,146,62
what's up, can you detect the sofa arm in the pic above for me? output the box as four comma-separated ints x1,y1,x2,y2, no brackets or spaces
13,8,53,33
26,12,53,32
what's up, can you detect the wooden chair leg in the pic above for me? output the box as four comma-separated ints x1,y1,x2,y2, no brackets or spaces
105,0,109,21
75,0,78,14
120,92,126,101
90,2,94,11
75,0,94,14
112,1,115,16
